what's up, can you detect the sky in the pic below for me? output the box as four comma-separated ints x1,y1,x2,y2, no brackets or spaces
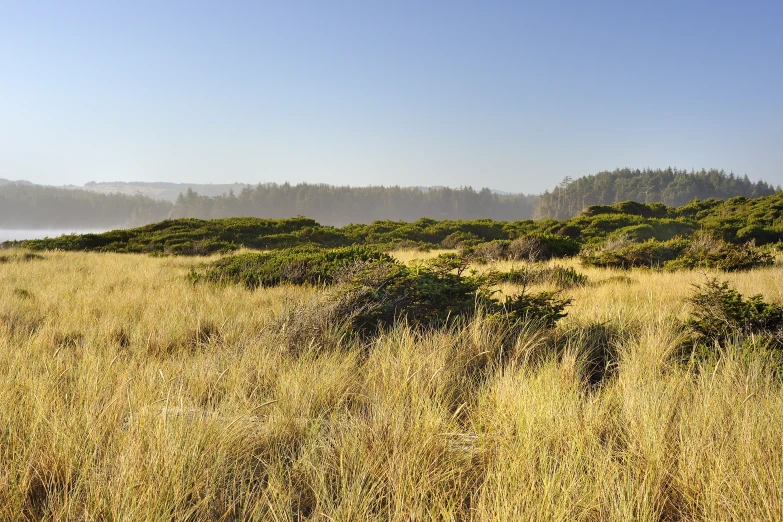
1,0,782,194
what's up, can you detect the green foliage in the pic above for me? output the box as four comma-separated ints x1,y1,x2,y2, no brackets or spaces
536,167,778,219
507,234,580,261
328,260,488,336
468,240,510,262
12,190,783,275
664,239,774,272
195,248,572,338
580,238,689,269
580,232,773,272
685,279,783,350
329,260,572,337
191,246,391,289
502,290,572,327
440,231,482,248
423,252,473,276
611,224,655,242
494,265,588,289
19,217,350,255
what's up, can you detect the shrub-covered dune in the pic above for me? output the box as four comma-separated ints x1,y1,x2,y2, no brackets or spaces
11,193,783,257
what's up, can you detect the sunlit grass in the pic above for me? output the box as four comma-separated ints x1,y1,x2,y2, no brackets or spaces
1,248,781,520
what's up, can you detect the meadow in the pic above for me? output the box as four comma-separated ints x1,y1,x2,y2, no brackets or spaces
1,248,782,520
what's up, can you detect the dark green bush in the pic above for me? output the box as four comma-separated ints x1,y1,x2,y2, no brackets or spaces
580,231,772,272
269,254,573,340
469,240,509,262
191,246,391,289
502,290,572,327
440,231,482,249
685,279,783,352
579,238,689,269
663,232,773,272
508,234,579,261
328,259,487,336
494,265,587,289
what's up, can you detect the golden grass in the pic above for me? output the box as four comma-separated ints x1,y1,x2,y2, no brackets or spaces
1,249,782,520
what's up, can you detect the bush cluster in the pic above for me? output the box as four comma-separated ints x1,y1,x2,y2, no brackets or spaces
466,234,580,263
196,249,572,339
580,232,773,271
686,279,783,348
189,246,391,289
493,265,588,289
321,259,572,338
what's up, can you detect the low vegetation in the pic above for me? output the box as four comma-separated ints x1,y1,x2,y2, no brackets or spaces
189,246,391,288
685,278,783,351
11,192,783,275
1,248,782,520
579,232,774,271
193,249,573,339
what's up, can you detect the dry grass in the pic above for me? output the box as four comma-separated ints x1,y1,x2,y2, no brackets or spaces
1,249,782,521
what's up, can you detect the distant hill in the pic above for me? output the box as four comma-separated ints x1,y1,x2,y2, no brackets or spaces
0,178,34,186
534,168,780,220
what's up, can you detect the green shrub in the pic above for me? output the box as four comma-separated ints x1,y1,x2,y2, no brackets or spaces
469,240,509,262
494,265,587,289
273,254,572,340
663,232,773,272
580,232,772,272
191,246,391,289
685,279,783,353
502,290,572,327
508,234,579,261
611,224,655,242
328,260,487,337
579,238,688,269
440,231,482,249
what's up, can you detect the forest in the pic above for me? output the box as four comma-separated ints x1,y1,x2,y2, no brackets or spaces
0,184,170,228
168,184,539,224
1,169,778,229
535,167,778,219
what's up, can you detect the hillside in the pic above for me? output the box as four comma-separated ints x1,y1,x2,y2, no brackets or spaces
535,168,779,219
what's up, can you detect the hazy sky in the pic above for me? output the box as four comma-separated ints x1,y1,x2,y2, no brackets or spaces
2,1,782,193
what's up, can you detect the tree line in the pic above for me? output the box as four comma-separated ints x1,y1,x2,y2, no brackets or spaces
535,168,779,220
0,184,170,228
169,184,539,225
2,169,780,229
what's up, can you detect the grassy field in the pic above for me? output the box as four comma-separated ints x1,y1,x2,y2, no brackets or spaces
1,249,782,521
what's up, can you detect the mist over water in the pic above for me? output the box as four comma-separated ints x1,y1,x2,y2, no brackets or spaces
0,229,108,243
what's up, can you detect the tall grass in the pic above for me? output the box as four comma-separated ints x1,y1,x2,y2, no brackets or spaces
1,249,782,520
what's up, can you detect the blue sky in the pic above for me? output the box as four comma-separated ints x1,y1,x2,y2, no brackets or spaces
1,0,782,193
